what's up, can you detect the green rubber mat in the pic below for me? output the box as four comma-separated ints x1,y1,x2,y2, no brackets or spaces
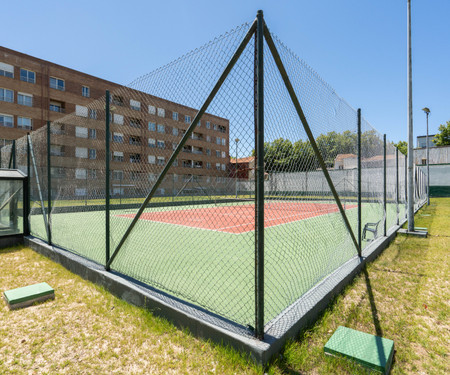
324,326,394,374
3,282,54,309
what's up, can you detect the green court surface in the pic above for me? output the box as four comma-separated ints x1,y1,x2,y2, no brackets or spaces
29,199,403,327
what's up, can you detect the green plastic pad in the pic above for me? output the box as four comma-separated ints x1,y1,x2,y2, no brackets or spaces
324,326,394,374
3,282,54,309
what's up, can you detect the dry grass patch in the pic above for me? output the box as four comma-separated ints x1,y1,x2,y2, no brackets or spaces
0,247,259,375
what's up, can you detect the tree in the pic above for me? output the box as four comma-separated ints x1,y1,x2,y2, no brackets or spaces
394,140,408,155
433,121,450,146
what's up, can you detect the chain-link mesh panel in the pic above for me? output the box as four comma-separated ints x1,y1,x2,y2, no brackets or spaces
3,18,430,338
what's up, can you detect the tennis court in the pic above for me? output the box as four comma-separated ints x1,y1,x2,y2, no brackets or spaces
117,201,358,233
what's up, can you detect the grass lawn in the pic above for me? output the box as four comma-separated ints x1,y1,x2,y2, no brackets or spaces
0,198,447,374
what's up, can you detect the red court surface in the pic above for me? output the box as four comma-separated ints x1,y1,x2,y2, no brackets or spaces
118,202,357,234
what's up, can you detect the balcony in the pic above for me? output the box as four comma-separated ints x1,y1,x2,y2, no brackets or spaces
49,105,65,113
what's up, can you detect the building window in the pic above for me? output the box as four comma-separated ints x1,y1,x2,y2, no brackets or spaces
221,164,226,171
113,151,124,162
129,136,141,146
50,77,65,91
206,121,211,129
148,173,156,182
89,170,97,179
75,147,88,159
222,138,226,146
18,117,32,130
129,118,141,128
89,149,96,160
89,129,96,139
172,127,178,136
157,124,165,133
173,159,178,167
130,99,141,111
130,154,141,163
216,150,221,158
0,114,13,128
20,69,35,83
185,115,191,124
213,123,218,130
148,138,156,148
113,114,124,125
50,145,64,156
206,135,211,142
89,109,97,119
49,101,64,113
113,170,123,180
113,132,123,143
75,105,88,117
148,155,156,164
157,108,165,117
75,126,88,138
82,86,90,97
148,105,156,114
146,122,155,131
206,162,211,169
0,88,13,103
216,163,221,170
172,112,178,121
172,143,177,151
197,120,201,127
219,125,227,133
216,137,221,145
75,188,87,196
422,158,427,165
157,140,165,149
221,151,226,158
75,168,87,179
157,156,165,166
0,62,14,78
206,149,211,156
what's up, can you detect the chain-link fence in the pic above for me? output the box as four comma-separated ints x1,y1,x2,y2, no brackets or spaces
7,14,427,340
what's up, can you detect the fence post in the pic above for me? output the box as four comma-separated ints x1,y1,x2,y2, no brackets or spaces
383,134,387,236
12,140,16,169
105,90,111,265
24,133,31,236
404,155,407,219
357,109,362,252
47,121,52,245
396,148,399,225
254,9,265,340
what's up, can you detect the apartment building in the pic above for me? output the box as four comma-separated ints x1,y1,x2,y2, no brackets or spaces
0,46,230,197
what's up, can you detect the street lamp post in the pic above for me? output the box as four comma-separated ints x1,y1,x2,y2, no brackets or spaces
235,138,240,198
422,107,430,205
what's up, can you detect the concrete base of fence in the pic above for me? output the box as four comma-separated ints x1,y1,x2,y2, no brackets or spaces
0,234,23,248
23,201,426,365
397,228,428,237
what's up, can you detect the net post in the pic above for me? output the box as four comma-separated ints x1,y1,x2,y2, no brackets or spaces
396,147,399,225
24,133,31,236
47,121,52,245
357,109,362,255
254,9,265,341
383,134,387,236
105,90,111,265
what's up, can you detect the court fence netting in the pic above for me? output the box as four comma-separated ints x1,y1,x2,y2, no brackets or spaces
0,12,428,343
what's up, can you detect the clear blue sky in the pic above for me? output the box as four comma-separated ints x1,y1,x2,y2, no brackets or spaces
2,0,449,144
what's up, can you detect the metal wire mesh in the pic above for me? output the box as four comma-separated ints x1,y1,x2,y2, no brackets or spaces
4,18,429,338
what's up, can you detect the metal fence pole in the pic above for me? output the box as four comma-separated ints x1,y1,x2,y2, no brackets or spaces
47,121,52,245
404,154,407,219
105,90,111,264
357,109,362,252
396,147,399,225
383,134,387,236
12,140,16,169
24,133,31,236
254,9,265,340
